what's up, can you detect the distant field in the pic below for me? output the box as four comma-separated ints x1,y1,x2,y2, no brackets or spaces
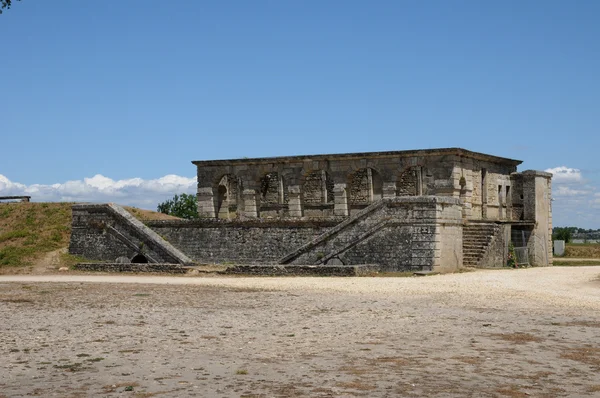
563,243,600,258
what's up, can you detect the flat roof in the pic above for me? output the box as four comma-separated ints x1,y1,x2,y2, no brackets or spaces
192,147,522,167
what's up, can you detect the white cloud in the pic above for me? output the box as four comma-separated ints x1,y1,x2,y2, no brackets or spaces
0,174,197,209
553,186,589,197
545,166,583,183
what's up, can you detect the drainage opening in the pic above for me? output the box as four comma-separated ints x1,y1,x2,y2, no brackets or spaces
131,254,149,263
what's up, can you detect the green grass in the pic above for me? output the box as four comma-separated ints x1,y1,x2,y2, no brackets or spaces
0,229,29,243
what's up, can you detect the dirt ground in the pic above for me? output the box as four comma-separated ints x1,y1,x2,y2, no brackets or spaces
1,267,600,397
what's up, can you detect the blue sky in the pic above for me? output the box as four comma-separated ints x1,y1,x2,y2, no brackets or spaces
1,1,599,227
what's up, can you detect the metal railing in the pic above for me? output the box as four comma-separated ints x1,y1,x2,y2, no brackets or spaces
514,246,529,266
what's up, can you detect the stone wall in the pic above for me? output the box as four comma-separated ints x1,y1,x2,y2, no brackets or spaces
193,148,521,221
224,264,381,276
70,204,193,265
281,196,463,272
74,263,188,273
147,219,336,265
148,197,463,272
477,224,511,268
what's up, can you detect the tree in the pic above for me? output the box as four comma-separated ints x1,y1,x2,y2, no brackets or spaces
157,193,198,220
552,227,572,243
1,0,20,14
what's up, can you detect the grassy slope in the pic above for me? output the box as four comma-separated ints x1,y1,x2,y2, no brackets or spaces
0,202,72,266
0,202,180,268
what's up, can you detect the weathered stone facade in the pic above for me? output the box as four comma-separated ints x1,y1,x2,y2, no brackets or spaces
69,148,552,273
189,148,552,270
192,148,524,221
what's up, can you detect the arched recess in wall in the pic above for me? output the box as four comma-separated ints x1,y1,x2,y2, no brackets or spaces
348,168,382,206
131,254,148,263
302,170,334,205
216,174,240,219
397,167,419,196
259,172,288,207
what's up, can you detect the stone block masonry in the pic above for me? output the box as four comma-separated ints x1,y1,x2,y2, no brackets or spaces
281,196,463,272
147,219,336,265
70,203,194,265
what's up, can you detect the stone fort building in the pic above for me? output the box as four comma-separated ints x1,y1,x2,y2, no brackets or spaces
70,148,552,273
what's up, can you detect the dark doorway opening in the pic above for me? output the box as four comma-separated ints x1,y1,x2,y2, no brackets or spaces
131,254,149,263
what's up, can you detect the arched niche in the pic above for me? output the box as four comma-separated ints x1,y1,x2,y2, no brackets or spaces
397,167,419,196
216,174,240,219
260,172,288,205
302,170,334,205
348,168,382,206
259,172,288,218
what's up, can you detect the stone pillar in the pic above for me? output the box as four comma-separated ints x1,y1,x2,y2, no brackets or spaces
416,167,423,196
382,182,396,199
197,187,217,218
333,183,349,217
242,189,259,218
288,185,303,218
321,170,328,203
522,170,553,266
505,184,513,221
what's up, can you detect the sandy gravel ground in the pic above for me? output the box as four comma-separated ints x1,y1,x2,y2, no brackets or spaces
1,267,600,397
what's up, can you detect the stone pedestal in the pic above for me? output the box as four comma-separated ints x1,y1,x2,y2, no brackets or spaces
197,187,217,218
288,185,303,218
333,183,348,217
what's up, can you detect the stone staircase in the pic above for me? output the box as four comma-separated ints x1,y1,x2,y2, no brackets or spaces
463,222,500,267
279,199,388,265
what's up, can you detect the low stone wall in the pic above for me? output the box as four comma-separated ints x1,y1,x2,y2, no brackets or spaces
74,263,188,273
147,219,336,265
223,264,381,276
69,198,463,273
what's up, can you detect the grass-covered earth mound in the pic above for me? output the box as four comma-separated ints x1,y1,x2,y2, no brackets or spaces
0,202,72,267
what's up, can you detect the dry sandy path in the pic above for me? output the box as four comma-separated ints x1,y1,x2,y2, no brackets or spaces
1,267,600,397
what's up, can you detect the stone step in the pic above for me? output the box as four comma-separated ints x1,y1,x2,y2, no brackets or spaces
464,256,482,261
462,223,499,268
464,231,495,236
463,242,491,247
464,238,490,243
463,242,488,248
464,228,497,233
